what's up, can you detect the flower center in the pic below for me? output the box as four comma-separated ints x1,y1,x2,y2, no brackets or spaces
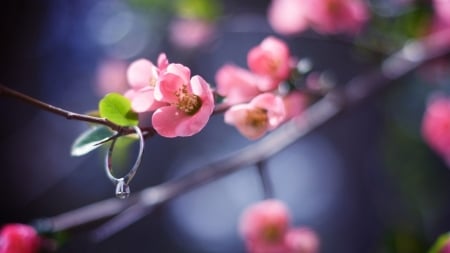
262,224,283,243
245,107,268,129
176,85,202,115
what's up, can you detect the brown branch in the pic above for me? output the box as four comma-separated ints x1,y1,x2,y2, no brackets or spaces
0,85,120,130
0,85,158,138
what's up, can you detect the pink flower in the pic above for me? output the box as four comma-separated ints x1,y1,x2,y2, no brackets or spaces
225,93,286,140
268,0,309,35
239,199,291,253
283,91,308,121
124,57,167,113
442,241,450,253
215,64,270,104
434,0,450,25
305,0,369,35
0,224,40,253
95,59,128,96
422,95,450,165
169,18,216,49
284,228,320,253
152,63,215,137
247,37,292,90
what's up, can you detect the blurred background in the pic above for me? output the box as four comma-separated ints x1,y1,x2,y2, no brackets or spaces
1,0,450,252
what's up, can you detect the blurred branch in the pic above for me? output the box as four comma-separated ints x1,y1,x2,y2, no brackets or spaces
13,29,450,240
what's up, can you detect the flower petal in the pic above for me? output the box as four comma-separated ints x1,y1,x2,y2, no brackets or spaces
127,59,158,88
166,63,191,85
155,73,185,103
152,106,188,138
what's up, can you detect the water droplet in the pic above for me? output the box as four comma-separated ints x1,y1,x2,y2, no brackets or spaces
115,180,130,199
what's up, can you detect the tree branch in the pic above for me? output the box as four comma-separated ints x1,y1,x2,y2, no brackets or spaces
0,85,158,137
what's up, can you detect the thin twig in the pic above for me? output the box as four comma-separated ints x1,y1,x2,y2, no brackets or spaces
0,85,119,130
0,85,157,138
256,160,274,199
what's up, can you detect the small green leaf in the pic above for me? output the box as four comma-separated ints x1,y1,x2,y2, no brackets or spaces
71,126,116,156
99,93,139,126
428,232,450,253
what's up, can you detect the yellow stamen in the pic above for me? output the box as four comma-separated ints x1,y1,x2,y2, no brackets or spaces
245,107,268,129
176,85,202,115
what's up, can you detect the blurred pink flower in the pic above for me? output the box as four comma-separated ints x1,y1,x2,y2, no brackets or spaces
422,95,450,165
428,6,450,50
306,0,369,35
442,241,450,253
268,0,309,35
284,228,320,253
434,0,450,25
0,224,40,253
225,93,286,140
283,91,308,121
215,64,270,104
95,59,128,96
441,239,450,253
124,57,167,113
169,18,216,49
152,63,214,137
247,37,292,90
239,199,291,253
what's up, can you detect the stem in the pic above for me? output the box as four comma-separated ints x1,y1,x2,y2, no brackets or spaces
0,85,119,130
0,85,157,138
256,160,274,199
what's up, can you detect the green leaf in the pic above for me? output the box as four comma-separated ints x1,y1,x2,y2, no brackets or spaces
99,93,139,126
175,0,222,21
71,126,116,156
428,232,450,253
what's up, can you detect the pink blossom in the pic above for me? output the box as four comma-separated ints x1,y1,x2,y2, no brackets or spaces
283,91,308,121
239,199,291,253
225,93,286,140
152,63,215,137
169,18,216,49
284,228,320,253
442,240,450,253
422,95,450,165
434,0,450,25
215,64,270,104
305,0,369,35
247,37,292,90
124,57,166,113
0,224,40,253
268,0,309,35
95,59,128,96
